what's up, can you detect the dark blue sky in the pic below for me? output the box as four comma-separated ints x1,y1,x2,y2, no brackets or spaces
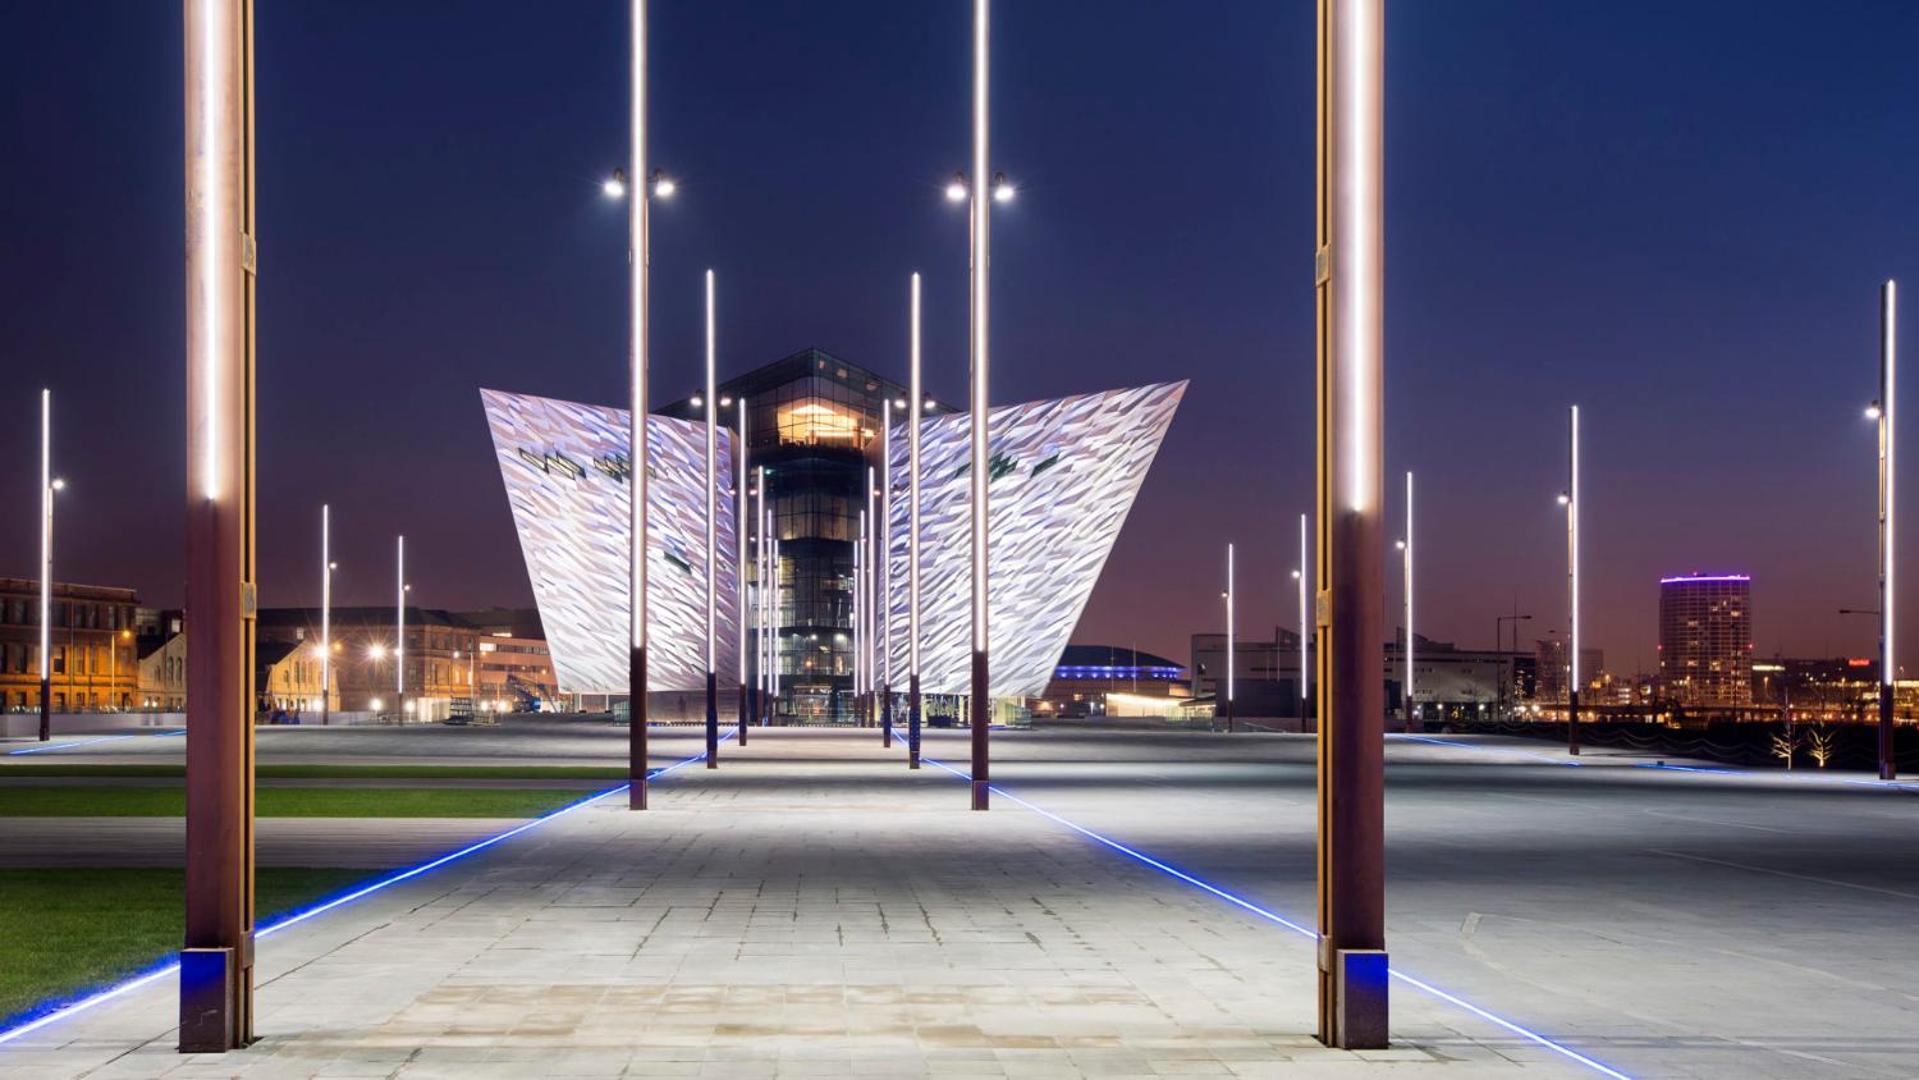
4,1,1917,672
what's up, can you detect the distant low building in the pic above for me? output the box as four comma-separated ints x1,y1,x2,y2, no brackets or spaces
255,640,328,716
1032,644,1188,718
138,631,188,711
459,608,560,711
0,577,140,712
257,607,479,720
1191,629,1308,718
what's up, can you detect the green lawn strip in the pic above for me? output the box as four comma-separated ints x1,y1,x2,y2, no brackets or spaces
0,867,368,1025
0,786,597,818
0,763,625,781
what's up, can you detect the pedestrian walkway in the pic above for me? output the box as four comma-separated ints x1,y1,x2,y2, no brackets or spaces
1,729,1580,1078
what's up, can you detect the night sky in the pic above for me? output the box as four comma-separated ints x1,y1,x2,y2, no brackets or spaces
4,1,1918,675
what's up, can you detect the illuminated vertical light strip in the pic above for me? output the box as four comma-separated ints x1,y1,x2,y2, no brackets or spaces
868,464,878,704
395,535,405,708
1882,280,1899,781
881,404,892,694
771,536,781,705
320,504,330,719
1299,512,1308,709
1226,543,1236,713
704,270,716,685
736,397,748,740
1884,280,1897,694
855,508,866,706
702,270,718,765
627,0,650,806
910,274,923,682
1569,405,1580,695
909,272,924,766
1405,471,1413,720
754,465,765,720
968,0,992,810
196,0,226,503
39,390,51,695
1337,0,1380,516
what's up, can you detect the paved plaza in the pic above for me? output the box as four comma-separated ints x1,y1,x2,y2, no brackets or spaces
1,724,1915,1078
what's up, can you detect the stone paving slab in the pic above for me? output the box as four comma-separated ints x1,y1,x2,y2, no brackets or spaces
0,730,1577,1079
0,817,531,868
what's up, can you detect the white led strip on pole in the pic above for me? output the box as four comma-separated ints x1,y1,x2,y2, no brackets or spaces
703,269,718,767
321,504,331,723
909,272,924,768
396,535,406,712
39,389,52,734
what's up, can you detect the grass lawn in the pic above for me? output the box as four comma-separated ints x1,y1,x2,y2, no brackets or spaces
0,867,369,1025
0,763,626,780
0,786,599,818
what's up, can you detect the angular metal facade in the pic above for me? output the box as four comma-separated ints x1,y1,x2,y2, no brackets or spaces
885,381,1186,699
480,389,737,694
482,380,1181,702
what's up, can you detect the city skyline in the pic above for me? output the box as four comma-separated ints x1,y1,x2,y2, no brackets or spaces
4,2,1918,670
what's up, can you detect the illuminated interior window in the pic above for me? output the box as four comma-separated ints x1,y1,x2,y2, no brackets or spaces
777,398,865,447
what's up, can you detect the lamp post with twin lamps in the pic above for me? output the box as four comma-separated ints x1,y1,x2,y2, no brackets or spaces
612,0,678,807
1866,278,1899,780
944,0,1015,806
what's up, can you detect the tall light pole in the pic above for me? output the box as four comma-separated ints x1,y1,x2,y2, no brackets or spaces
704,269,719,768
767,533,775,713
620,0,677,808
947,0,1014,810
1559,405,1581,756
1398,471,1414,733
181,0,257,1047
1223,542,1236,733
39,390,63,741
908,272,924,769
754,465,766,727
320,505,334,725
881,403,894,746
1314,0,1388,1049
1872,280,1899,780
854,508,865,724
1295,512,1309,722
736,397,749,745
396,536,407,720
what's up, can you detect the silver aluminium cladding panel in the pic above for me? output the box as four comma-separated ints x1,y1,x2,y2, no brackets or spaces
884,381,1187,698
480,389,738,694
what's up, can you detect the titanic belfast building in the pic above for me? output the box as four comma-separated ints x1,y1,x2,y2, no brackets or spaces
482,347,1183,724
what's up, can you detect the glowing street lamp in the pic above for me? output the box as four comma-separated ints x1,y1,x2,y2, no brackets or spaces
1222,542,1235,733
880,407,894,746
321,504,334,725
396,536,407,720
1296,512,1309,721
38,390,60,740
703,269,719,769
1871,279,1899,780
1560,405,1581,756
944,0,1007,810
622,0,680,809
1399,471,1414,733
908,272,925,769
736,397,749,745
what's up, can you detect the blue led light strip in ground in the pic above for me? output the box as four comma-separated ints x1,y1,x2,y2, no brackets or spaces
897,731,1635,1080
0,733,730,1049
7,732,168,756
